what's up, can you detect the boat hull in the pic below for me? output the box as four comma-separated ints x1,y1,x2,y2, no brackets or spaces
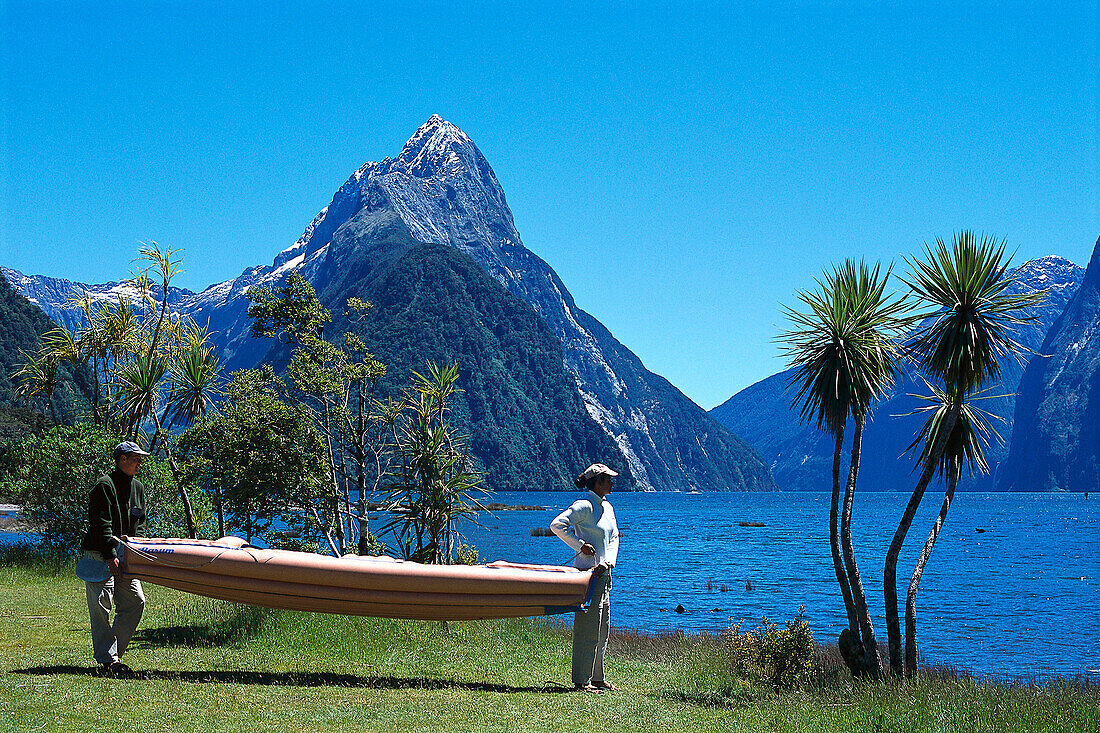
122,537,593,620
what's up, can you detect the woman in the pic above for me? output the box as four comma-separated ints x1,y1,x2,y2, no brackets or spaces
550,462,620,691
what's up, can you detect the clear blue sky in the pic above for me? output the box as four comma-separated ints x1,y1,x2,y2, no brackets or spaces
2,2,1097,408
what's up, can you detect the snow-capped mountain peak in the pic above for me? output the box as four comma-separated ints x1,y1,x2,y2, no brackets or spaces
395,114,478,176
2,116,776,493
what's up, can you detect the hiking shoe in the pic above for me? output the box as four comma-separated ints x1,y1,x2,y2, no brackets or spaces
103,661,133,678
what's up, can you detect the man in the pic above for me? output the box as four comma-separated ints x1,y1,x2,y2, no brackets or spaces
550,462,620,692
79,441,150,676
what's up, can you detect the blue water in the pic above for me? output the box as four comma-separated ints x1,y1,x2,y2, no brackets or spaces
6,491,1095,677
456,491,1098,678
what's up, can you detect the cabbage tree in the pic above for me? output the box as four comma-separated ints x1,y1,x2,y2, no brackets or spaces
886,232,1045,676
779,260,909,676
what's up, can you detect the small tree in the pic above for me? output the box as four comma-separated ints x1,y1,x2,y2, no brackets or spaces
247,272,386,554
779,260,909,677
381,361,488,564
178,367,329,549
885,232,1045,676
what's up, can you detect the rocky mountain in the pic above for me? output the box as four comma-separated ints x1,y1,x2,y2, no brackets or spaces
3,116,775,492
302,210,630,491
710,255,1084,491
999,236,1100,492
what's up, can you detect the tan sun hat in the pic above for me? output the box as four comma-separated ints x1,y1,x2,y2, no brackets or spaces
578,463,619,483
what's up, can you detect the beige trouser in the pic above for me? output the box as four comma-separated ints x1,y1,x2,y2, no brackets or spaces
84,551,145,665
572,570,612,685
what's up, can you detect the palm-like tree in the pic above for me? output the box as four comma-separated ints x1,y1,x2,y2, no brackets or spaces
115,355,167,437
166,330,223,431
885,232,1044,676
80,293,142,427
779,260,909,676
116,354,198,539
42,324,82,369
39,323,84,413
381,362,487,564
902,383,1001,673
13,348,60,423
136,241,183,361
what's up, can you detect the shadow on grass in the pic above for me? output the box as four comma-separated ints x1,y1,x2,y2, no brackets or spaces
130,602,276,649
11,665,575,694
131,621,265,649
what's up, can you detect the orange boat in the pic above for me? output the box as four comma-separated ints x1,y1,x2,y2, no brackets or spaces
121,537,594,621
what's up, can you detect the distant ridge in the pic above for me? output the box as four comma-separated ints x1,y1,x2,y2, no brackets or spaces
710,255,1084,491
1000,236,1100,492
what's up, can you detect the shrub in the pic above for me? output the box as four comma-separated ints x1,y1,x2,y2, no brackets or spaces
455,542,479,565
0,421,207,556
669,609,818,706
719,606,816,690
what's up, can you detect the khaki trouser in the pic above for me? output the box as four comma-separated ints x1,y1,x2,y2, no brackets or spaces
84,551,145,665
572,570,612,685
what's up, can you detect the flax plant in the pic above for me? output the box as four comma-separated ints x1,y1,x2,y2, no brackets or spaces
381,361,487,564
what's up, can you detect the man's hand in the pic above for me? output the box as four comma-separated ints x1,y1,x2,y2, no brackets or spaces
592,561,611,576
107,557,121,576
581,542,596,556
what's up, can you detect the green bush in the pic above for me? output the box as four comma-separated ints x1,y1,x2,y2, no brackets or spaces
0,421,207,556
455,542,479,565
720,606,817,690
671,608,817,704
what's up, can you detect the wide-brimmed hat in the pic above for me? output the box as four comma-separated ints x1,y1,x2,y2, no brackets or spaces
113,441,151,458
578,463,619,483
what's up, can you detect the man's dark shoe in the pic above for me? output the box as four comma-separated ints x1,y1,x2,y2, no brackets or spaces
102,661,133,678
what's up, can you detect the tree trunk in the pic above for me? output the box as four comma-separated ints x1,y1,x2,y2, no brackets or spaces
90,357,102,426
311,506,341,557
356,388,371,555
216,483,226,539
841,418,880,677
321,405,345,555
905,460,960,676
884,404,959,676
829,426,860,646
151,410,197,539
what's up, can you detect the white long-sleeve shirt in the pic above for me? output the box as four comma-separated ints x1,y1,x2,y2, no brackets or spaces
550,491,620,570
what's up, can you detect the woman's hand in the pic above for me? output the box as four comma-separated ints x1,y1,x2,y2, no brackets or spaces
107,557,121,576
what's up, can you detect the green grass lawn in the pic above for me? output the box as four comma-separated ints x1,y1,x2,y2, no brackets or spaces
1,559,1096,733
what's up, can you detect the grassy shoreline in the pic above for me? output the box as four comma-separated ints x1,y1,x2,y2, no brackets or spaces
2,558,1097,732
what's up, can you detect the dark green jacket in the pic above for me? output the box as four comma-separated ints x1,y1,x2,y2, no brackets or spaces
80,469,148,560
